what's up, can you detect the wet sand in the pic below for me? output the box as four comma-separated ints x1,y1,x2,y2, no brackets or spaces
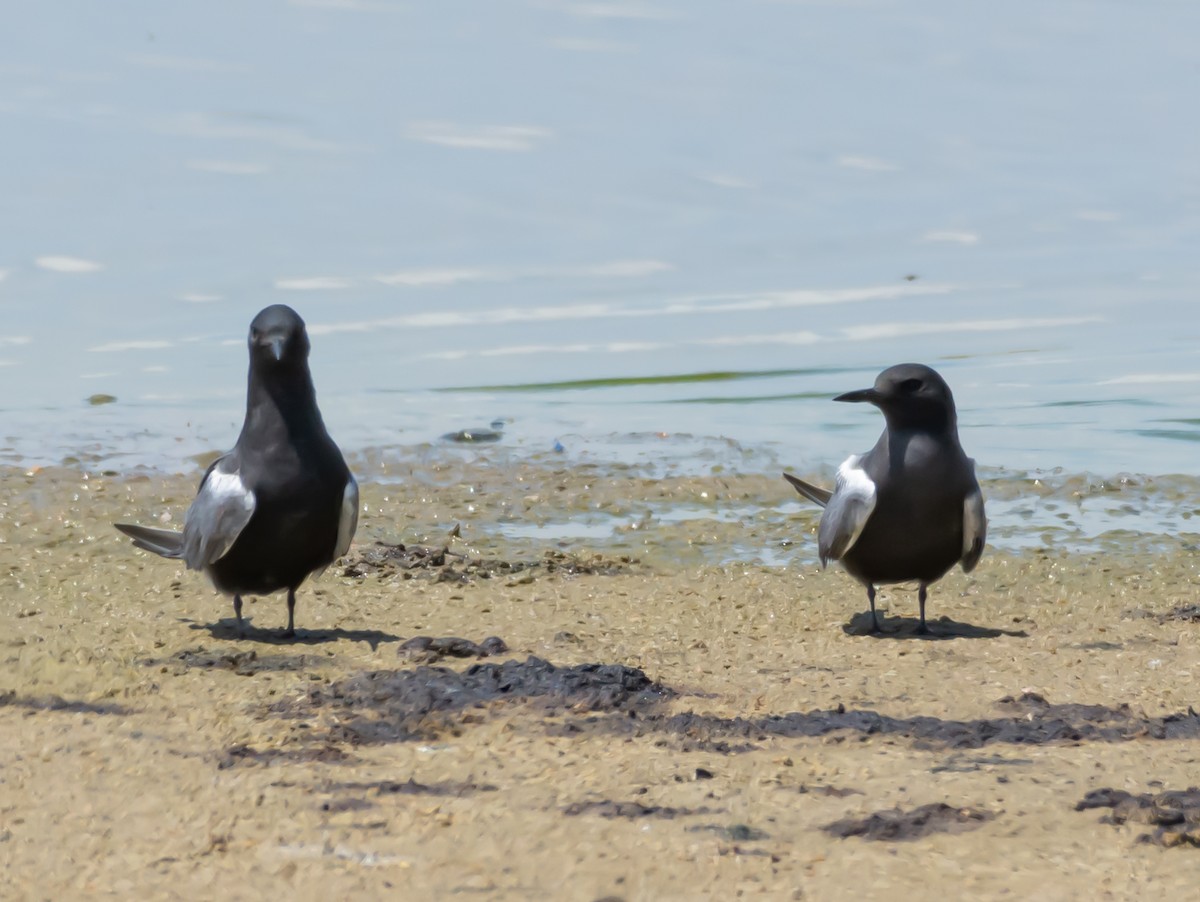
3,462,1200,900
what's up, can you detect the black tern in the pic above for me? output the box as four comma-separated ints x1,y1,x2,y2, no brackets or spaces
116,304,358,637
784,363,986,634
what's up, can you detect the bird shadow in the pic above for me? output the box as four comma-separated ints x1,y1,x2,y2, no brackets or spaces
0,691,132,716
842,611,1028,641
183,617,401,650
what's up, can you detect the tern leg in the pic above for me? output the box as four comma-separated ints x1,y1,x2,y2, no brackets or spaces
917,583,929,635
233,595,244,635
867,585,881,632
285,588,297,638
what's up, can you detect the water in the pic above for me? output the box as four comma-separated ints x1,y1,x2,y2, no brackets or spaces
3,1,1200,498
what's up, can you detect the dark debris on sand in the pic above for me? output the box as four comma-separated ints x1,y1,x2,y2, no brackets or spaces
280,656,673,745
319,797,374,814
1077,786,1200,848
687,823,770,841
550,692,1200,754
795,784,862,797
259,672,1200,762
341,543,636,584
563,800,719,819
823,803,994,841
397,635,509,663
1156,604,1200,623
330,778,499,798
1125,603,1200,624
218,742,351,769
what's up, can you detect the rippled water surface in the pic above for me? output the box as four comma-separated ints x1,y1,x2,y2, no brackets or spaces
3,2,1200,546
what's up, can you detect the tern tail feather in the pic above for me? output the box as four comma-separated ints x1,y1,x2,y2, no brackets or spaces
114,523,185,559
783,473,832,507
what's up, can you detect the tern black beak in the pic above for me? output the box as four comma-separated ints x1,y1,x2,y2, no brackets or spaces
268,336,285,361
833,388,882,404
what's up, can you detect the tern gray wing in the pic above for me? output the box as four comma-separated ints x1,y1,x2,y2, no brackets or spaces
816,455,877,565
303,475,358,582
180,460,256,570
960,475,987,573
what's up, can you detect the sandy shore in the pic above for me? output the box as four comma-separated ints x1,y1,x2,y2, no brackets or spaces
3,463,1200,900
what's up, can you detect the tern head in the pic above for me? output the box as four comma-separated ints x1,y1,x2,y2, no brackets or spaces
834,363,958,432
248,304,310,367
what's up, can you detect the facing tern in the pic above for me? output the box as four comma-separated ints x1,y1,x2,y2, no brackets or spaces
115,304,358,637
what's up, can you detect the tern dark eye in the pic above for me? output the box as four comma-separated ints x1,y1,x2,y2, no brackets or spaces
899,378,922,394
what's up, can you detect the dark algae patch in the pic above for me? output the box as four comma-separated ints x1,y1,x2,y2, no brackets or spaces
549,692,1200,752
267,671,1200,757
714,691,1199,748
824,803,994,841
283,679,1200,754
1077,787,1200,848
283,656,673,744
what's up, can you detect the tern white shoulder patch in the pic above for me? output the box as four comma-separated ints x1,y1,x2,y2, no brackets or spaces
183,464,256,567
335,477,359,560
817,455,878,563
206,468,255,511
835,455,876,504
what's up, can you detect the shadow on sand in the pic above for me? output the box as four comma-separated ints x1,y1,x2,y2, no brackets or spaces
0,691,131,716
843,610,1029,640
184,617,401,650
